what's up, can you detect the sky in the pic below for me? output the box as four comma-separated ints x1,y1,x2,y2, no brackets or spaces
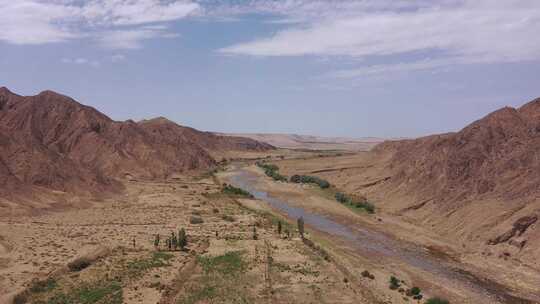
1,0,539,138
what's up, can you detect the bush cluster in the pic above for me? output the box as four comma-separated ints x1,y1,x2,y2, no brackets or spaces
256,162,287,182
335,192,375,214
290,175,330,189
426,298,450,304
222,184,254,198
361,270,375,280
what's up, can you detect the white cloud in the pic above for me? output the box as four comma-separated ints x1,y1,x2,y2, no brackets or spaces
111,54,127,62
218,0,540,75
61,57,101,68
0,0,199,48
99,28,164,49
81,0,200,26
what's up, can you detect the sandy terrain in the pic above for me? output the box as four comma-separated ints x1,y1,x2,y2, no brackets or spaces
0,172,372,304
218,133,385,151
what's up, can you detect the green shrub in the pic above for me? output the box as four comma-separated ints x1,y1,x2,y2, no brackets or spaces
68,257,92,272
426,298,450,304
361,270,375,280
389,276,401,290
290,175,330,189
334,192,375,214
409,287,421,296
190,216,204,224
256,162,287,182
222,184,253,198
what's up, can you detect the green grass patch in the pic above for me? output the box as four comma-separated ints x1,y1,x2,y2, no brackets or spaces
178,251,251,304
30,278,57,293
197,251,246,276
126,251,173,276
39,281,122,304
426,298,450,304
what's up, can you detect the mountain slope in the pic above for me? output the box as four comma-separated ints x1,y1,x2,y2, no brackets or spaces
375,99,540,204
0,87,272,200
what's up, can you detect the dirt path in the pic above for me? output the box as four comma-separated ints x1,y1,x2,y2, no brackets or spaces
222,165,540,304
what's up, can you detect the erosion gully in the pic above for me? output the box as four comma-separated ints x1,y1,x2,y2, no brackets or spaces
226,166,540,304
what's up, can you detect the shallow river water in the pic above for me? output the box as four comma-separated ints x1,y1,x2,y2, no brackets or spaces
228,168,539,304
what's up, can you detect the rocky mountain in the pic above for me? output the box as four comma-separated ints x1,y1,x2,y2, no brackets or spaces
0,87,272,200
367,97,540,264
375,98,540,205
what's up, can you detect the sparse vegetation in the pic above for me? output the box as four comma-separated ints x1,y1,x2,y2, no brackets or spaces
41,280,123,304
222,184,254,198
389,276,401,290
256,162,287,182
334,192,375,214
297,216,305,239
361,270,375,280
154,234,160,249
29,278,57,293
221,214,236,222
179,251,251,304
290,175,330,189
252,226,258,240
127,251,173,275
68,257,92,272
178,228,187,250
426,297,450,304
198,251,247,276
190,216,204,224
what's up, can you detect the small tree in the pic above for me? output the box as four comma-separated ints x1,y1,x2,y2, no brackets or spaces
154,234,160,250
277,221,282,235
171,232,178,250
389,276,401,290
166,237,172,251
253,226,258,240
297,217,305,239
178,228,187,250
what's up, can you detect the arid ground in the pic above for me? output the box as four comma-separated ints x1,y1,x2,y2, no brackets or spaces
0,160,376,304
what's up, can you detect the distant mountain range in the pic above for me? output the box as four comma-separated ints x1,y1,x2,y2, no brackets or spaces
217,133,387,151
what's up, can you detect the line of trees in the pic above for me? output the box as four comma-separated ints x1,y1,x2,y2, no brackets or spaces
256,162,288,182
290,175,330,189
154,228,188,251
335,192,375,214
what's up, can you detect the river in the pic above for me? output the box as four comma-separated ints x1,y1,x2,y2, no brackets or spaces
226,167,539,304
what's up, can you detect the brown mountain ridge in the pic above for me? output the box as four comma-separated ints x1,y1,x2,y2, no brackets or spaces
0,87,272,206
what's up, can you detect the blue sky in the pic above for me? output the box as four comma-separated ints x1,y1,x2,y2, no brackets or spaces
1,0,539,138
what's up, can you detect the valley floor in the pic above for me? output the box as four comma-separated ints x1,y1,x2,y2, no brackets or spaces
0,172,370,304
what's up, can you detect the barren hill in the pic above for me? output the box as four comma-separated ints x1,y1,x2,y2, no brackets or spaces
375,98,540,204
0,87,272,202
277,97,540,268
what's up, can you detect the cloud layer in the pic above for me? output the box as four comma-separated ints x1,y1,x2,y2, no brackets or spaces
0,0,199,48
218,0,540,76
